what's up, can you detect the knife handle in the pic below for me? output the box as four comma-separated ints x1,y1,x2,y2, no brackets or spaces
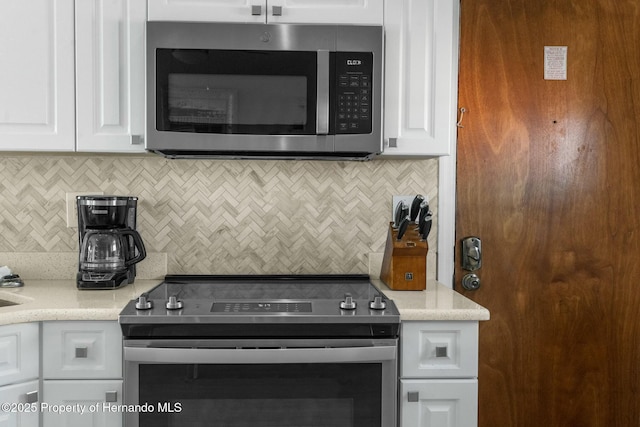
409,195,424,222
420,213,433,240
400,204,410,224
393,201,406,228
397,217,410,240
417,200,429,229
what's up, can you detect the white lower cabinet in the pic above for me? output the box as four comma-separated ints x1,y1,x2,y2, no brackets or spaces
0,381,40,427
41,381,122,427
0,324,40,427
400,379,477,427
400,321,479,427
42,321,123,427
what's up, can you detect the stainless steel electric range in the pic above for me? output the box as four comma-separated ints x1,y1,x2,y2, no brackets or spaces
119,274,400,427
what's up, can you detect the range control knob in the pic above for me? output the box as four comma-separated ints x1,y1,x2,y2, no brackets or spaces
165,296,184,310
135,295,152,310
369,295,387,310
340,293,357,310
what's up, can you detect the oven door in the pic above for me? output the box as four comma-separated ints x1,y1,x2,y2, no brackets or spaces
123,339,397,427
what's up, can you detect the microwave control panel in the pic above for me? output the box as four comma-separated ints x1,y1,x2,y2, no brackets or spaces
334,52,373,134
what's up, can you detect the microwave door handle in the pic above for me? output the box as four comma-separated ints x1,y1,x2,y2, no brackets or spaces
316,49,330,135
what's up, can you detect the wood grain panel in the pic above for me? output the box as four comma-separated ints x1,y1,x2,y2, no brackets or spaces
456,0,640,425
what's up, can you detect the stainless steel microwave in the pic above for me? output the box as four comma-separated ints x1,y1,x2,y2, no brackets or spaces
146,22,383,160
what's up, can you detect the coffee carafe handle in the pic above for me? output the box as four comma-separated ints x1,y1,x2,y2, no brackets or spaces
121,230,147,267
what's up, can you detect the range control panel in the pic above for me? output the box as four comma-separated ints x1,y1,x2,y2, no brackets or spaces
212,302,312,313
334,52,373,134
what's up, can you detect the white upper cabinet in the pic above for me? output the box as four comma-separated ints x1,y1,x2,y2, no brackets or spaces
382,0,460,157
0,0,75,151
0,0,145,153
268,0,383,24
148,0,384,25
75,0,147,153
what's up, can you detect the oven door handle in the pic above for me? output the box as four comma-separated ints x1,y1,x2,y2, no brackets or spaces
124,345,396,364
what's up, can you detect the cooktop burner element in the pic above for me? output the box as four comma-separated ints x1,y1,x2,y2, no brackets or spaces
119,274,400,339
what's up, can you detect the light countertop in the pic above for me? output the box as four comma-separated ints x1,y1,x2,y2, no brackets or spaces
0,280,160,325
374,279,490,321
0,278,489,326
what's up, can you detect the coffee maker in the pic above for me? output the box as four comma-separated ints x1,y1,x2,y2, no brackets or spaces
76,196,146,290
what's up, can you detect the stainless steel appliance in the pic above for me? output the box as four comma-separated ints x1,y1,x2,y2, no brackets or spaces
77,196,146,289
146,22,383,160
120,274,399,427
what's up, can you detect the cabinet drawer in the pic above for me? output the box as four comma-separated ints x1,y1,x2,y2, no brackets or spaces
0,380,39,427
43,380,122,427
43,321,122,379
0,323,39,386
401,321,478,378
400,379,478,427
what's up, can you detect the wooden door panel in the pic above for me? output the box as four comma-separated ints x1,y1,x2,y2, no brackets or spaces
456,0,640,425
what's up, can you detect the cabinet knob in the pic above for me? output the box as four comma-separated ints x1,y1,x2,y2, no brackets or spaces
251,5,262,15
130,135,143,145
435,345,448,358
75,346,88,358
407,391,420,402
105,391,118,403
25,391,38,404
272,5,283,16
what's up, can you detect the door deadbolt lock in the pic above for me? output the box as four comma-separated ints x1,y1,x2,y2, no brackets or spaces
462,273,481,291
461,236,482,271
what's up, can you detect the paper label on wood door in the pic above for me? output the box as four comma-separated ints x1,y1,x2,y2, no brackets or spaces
544,46,568,80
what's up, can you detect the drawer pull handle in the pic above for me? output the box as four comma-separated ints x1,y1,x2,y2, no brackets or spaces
105,391,118,403
407,391,420,402
25,391,38,404
435,346,448,358
75,346,88,358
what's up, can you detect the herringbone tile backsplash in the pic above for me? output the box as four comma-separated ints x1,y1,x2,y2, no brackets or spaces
0,154,438,277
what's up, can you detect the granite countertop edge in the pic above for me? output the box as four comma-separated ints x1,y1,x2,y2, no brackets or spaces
0,279,490,326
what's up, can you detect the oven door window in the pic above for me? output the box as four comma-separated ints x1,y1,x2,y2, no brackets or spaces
156,49,317,135
138,363,381,427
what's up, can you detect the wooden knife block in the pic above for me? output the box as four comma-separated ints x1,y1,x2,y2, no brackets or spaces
380,222,428,290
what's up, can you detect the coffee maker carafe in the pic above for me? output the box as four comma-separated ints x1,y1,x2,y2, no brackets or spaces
77,196,146,289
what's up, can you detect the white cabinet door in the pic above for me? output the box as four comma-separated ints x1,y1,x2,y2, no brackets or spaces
401,321,478,379
383,0,460,157
268,0,383,25
0,0,75,151
148,0,383,24
0,380,40,427
42,322,122,380
42,380,122,427
0,324,39,387
148,0,265,22
400,379,477,427
75,0,146,153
